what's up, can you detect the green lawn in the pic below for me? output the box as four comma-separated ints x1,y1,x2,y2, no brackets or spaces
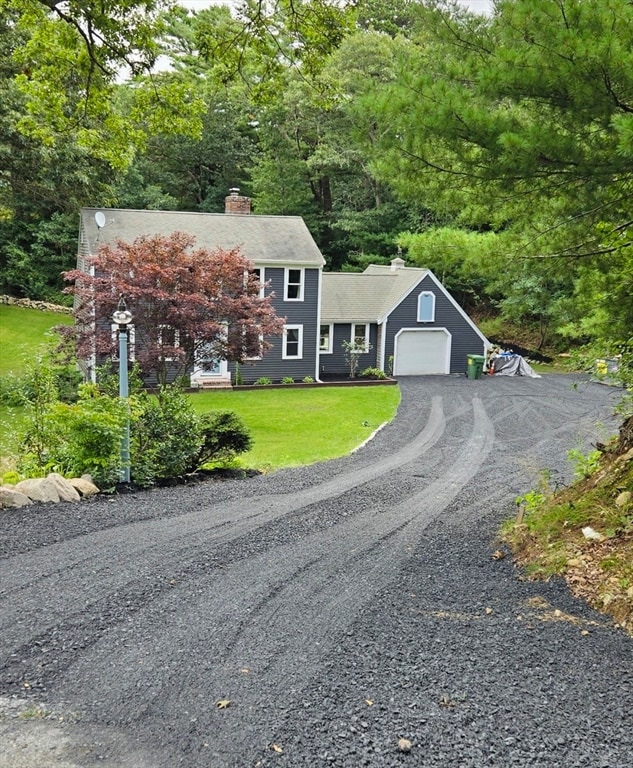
0,304,73,376
0,386,400,474
0,305,400,474
189,386,400,471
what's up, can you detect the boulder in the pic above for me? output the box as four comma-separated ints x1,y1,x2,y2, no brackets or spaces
47,472,81,502
0,487,32,508
69,476,100,497
14,477,60,503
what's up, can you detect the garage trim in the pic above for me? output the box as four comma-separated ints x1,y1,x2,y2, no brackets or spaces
393,327,451,376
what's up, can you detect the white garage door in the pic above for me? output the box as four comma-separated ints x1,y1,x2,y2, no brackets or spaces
394,329,451,375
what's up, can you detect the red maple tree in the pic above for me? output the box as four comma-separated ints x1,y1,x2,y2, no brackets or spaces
62,232,285,383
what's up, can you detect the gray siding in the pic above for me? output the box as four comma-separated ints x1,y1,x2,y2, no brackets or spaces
229,267,321,383
319,323,379,379
385,275,485,374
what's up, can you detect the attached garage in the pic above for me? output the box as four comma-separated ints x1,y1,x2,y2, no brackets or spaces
393,328,451,375
319,260,489,379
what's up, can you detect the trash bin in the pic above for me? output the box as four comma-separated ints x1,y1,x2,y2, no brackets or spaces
466,354,485,380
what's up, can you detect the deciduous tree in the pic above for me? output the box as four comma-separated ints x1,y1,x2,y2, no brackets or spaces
62,232,285,384
4,0,205,170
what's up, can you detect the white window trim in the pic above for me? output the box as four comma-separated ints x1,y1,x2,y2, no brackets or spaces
158,324,181,361
417,291,436,323
248,266,266,298
283,324,303,359
319,323,333,354
284,267,304,301
351,323,370,352
245,332,264,361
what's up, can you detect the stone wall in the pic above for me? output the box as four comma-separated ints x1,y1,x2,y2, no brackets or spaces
0,295,72,314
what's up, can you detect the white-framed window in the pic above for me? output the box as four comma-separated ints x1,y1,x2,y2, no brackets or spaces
319,324,333,353
244,331,264,360
284,268,304,301
351,323,370,352
250,267,266,298
111,324,136,361
158,324,180,361
417,291,436,322
283,324,303,359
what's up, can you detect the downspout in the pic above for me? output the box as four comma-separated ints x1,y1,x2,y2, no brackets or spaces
315,266,323,382
378,315,387,373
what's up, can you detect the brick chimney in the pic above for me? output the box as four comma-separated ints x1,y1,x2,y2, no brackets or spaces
225,187,251,214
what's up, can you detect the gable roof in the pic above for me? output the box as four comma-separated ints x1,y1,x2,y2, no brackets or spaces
321,266,430,323
80,208,325,268
322,264,489,346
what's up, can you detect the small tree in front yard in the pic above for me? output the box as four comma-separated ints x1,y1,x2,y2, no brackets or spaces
342,339,373,379
61,232,285,384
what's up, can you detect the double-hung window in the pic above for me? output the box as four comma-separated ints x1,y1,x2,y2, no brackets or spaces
284,268,304,301
319,324,333,353
417,291,436,322
351,323,369,352
244,330,264,360
283,324,303,359
158,325,180,360
250,267,266,298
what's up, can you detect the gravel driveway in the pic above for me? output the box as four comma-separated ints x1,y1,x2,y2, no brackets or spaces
1,374,631,767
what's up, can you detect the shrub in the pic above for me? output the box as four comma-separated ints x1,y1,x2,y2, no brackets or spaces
302,376,315,384
196,411,252,467
0,372,31,406
281,376,294,385
254,376,272,385
10,379,252,489
96,361,144,397
18,360,62,473
131,385,202,485
360,367,388,380
18,383,126,489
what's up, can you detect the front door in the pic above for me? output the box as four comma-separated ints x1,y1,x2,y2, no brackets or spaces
190,343,229,386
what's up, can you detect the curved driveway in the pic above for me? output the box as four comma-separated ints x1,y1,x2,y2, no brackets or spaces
0,375,631,767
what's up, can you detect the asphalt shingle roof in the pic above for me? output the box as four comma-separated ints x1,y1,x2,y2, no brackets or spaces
321,266,430,323
81,208,325,267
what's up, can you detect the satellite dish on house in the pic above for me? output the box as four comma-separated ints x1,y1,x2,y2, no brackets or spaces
95,211,106,228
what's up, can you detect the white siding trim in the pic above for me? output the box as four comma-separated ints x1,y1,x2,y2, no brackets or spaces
417,291,436,322
319,323,334,354
283,324,303,359
284,267,304,301
393,327,451,376
351,322,370,351
315,267,323,381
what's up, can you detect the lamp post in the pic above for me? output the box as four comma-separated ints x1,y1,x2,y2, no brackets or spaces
112,297,133,483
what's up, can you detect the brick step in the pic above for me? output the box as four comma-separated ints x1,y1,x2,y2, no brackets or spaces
195,380,233,390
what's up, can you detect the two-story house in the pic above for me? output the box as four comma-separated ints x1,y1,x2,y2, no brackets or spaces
77,192,488,384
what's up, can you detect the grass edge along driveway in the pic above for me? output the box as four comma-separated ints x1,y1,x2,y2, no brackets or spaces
190,386,400,472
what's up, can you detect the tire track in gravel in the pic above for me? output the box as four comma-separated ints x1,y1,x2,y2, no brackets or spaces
0,376,621,768
46,397,494,764
0,398,449,661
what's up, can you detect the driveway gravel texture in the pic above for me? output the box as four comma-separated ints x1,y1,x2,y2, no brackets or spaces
1,374,631,768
